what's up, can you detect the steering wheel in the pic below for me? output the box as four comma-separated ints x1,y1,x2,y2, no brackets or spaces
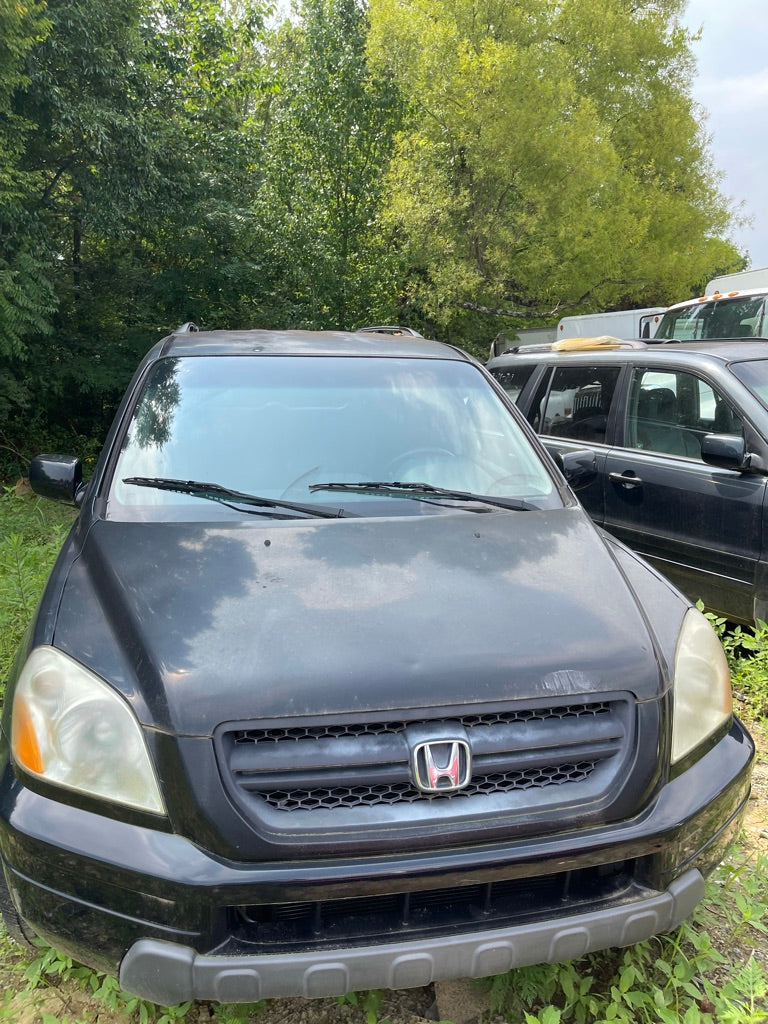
386,448,457,477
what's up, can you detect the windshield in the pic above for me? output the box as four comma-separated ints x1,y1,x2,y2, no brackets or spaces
107,355,560,520
730,359,768,408
655,295,767,341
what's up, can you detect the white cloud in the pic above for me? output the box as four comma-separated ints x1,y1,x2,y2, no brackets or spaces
695,68,768,113
684,0,768,264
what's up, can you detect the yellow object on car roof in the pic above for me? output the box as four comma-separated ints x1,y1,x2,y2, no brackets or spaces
552,336,624,351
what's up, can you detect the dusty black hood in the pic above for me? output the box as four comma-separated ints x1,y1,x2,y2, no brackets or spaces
52,507,669,734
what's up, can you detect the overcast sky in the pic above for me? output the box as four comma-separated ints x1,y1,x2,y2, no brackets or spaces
683,0,768,269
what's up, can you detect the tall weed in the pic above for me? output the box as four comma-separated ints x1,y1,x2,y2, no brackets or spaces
0,488,75,689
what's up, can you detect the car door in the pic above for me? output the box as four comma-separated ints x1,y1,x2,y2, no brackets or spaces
603,364,768,623
519,362,624,523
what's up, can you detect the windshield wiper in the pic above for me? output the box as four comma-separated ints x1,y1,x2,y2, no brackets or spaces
308,480,538,511
123,477,355,519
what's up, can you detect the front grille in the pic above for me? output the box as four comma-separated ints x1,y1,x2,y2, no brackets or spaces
215,697,634,843
228,861,636,952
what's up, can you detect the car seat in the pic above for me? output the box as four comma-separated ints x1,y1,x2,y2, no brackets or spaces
637,388,700,457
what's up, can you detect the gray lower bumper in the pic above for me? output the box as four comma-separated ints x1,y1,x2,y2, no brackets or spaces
119,868,705,1005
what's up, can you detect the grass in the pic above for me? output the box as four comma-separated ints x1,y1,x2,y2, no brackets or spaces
0,489,766,1023
0,486,75,684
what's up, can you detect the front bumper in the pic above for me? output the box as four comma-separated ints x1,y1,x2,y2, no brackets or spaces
0,720,753,1004
120,869,704,1004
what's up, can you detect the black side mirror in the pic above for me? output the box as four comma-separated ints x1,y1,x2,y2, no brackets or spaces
700,434,749,472
552,447,597,490
29,455,85,504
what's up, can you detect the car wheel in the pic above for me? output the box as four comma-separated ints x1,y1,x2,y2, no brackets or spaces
0,874,36,951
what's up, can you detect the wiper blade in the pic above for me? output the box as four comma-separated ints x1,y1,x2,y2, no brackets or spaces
123,477,354,519
308,480,537,511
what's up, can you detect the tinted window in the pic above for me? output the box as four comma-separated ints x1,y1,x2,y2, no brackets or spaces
731,358,768,407
489,364,537,403
624,369,743,458
109,355,559,519
531,365,621,443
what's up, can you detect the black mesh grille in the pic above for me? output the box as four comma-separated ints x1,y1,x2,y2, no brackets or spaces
264,760,597,810
234,703,611,747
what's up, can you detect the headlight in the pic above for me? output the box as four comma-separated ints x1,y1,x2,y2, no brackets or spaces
671,608,732,764
11,646,165,815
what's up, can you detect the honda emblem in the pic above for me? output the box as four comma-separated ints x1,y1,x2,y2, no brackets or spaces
412,739,471,794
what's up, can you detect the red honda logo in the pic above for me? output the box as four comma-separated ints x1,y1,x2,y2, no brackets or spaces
412,739,471,794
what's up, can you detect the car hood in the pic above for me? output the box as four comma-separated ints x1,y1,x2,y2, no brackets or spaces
52,508,669,734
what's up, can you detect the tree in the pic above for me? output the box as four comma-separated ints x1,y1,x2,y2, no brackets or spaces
0,0,276,470
367,0,743,343
253,0,405,329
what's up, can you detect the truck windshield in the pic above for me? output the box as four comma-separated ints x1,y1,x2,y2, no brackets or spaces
655,295,767,341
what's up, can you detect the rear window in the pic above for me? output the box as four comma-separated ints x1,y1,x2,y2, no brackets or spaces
525,365,621,443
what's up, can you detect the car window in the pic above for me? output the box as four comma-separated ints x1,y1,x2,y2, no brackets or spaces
528,365,621,443
489,364,537,403
730,358,768,407
624,368,743,459
108,355,560,520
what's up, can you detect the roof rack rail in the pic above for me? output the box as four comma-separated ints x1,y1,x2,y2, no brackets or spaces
357,324,424,337
500,336,648,355
176,321,199,333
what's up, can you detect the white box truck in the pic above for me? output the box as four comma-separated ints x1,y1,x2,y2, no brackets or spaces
556,307,665,341
706,267,768,294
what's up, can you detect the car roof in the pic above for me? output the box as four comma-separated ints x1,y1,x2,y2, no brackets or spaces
157,327,467,361
487,339,768,370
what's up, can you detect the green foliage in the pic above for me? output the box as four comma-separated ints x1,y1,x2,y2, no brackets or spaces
367,0,743,342
18,939,196,1022
0,0,750,461
337,988,389,1024
210,1001,267,1024
0,489,74,689
253,0,406,330
705,609,768,721
485,852,768,1022
0,0,277,476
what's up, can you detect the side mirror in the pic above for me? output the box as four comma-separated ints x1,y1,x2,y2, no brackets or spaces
29,454,85,504
700,434,749,473
552,447,597,490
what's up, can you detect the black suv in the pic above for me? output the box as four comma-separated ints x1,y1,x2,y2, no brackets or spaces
0,329,753,1006
487,338,768,625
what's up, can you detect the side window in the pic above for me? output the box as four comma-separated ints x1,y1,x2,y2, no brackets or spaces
656,305,700,341
534,365,621,443
625,369,743,459
489,364,537,403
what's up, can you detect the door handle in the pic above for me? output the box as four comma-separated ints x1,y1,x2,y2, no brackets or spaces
609,471,642,487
